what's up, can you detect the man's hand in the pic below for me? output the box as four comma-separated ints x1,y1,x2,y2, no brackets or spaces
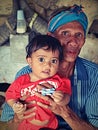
12,102,26,114
51,90,65,103
35,91,69,116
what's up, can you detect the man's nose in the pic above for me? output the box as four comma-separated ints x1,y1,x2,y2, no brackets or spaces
68,36,78,47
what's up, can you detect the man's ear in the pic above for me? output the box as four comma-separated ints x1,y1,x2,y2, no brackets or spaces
26,57,32,67
47,32,55,37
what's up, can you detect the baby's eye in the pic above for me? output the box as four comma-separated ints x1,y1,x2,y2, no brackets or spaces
51,59,58,64
38,57,45,62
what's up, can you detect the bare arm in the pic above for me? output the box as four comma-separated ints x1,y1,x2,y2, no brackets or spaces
35,92,98,130
12,95,37,120
52,91,70,106
7,99,17,108
7,99,26,114
58,105,97,130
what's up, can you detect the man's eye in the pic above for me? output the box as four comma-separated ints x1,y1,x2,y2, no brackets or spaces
62,31,70,36
39,58,44,62
51,59,58,64
75,33,83,39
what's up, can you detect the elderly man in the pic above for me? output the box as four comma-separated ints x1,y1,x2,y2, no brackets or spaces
1,4,98,130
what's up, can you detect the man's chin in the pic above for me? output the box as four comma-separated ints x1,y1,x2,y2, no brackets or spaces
65,52,79,62
65,57,77,63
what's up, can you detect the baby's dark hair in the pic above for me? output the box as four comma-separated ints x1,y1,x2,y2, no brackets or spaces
26,34,63,62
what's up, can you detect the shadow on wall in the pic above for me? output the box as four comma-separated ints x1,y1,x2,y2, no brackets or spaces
0,83,10,92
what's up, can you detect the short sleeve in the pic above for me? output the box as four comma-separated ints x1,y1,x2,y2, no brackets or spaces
15,65,32,79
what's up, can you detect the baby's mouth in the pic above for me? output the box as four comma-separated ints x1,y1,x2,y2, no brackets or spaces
42,70,50,75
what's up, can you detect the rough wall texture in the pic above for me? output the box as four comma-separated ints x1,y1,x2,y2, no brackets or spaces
0,0,98,83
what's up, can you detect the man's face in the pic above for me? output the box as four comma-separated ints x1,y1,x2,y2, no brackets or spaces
53,21,85,63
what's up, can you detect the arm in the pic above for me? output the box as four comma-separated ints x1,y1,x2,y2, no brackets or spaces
12,94,37,120
0,66,32,122
56,105,97,130
7,99,16,108
52,76,71,105
7,99,26,114
35,92,98,130
52,91,70,106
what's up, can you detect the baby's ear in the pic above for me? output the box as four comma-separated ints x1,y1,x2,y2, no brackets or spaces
26,57,32,67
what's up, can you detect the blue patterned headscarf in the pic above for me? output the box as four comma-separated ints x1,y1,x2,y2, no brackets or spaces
48,4,88,35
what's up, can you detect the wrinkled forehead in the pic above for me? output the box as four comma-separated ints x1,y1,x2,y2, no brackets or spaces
55,21,84,32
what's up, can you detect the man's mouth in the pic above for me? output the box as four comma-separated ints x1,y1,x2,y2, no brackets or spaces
66,49,77,55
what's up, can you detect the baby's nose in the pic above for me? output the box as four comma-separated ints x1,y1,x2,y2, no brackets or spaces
44,61,51,67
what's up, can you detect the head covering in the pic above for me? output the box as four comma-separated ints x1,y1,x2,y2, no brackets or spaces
48,4,88,35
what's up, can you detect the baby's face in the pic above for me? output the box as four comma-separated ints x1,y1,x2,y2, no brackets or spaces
27,47,60,81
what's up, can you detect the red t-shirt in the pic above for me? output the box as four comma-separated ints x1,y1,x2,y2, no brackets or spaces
6,74,71,129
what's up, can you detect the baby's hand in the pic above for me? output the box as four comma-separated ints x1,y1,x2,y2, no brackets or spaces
12,102,26,114
41,88,55,96
52,91,65,104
